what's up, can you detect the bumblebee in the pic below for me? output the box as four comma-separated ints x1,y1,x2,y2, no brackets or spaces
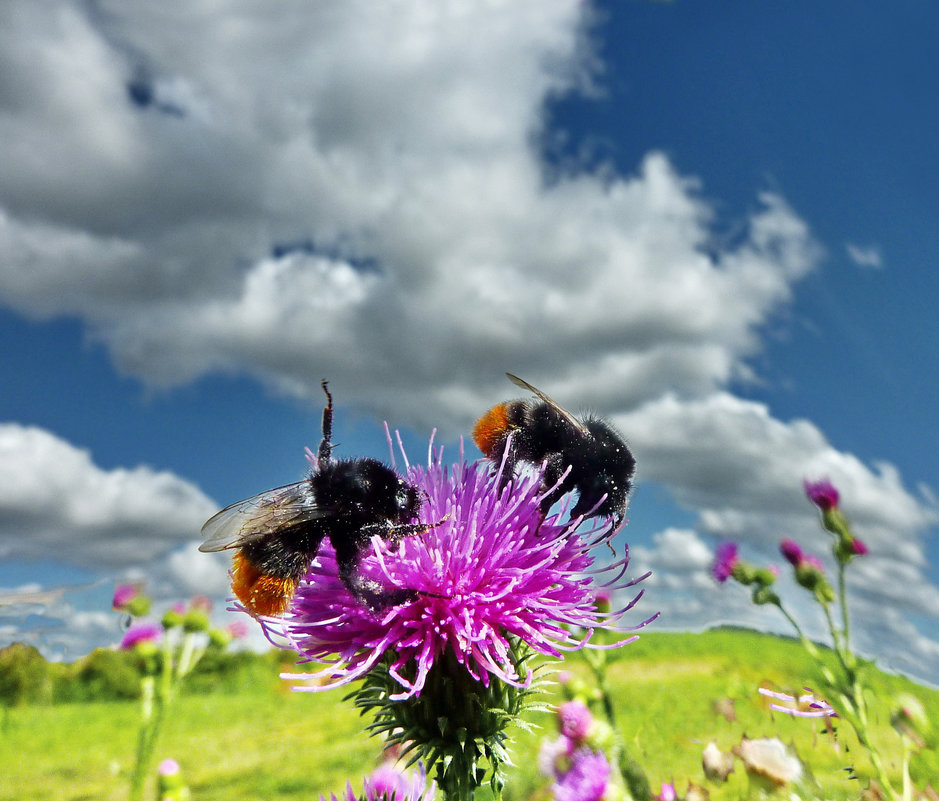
199,381,436,616
473,373,635,527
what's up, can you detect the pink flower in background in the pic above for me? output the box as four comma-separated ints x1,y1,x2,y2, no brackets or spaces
558,700,593,742
712,542,739,583
112,584,139,610
803,478,839,511
779,538,803,567
320,763,435,801
552,747,611,801
120,622,162,650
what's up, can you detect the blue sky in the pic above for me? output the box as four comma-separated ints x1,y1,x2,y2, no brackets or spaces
1,0,937,684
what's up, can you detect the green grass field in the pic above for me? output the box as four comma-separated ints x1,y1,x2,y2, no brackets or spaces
2,630,936,800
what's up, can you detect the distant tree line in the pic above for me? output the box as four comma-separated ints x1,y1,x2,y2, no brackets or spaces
0,642,291,705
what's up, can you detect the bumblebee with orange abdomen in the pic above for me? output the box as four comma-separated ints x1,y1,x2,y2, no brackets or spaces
473,373,635,527
200,381,440,616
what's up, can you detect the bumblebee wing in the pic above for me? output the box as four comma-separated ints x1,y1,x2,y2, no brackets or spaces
505,372,590,435
198,480,326,552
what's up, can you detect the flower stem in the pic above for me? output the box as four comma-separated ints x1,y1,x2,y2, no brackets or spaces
837,561,851,652
586,651,652,801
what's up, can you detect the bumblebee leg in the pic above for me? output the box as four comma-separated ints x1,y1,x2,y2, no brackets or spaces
359,514,449,547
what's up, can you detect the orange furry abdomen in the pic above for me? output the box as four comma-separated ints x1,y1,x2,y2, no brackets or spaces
472,403,511,457
231,551,298,617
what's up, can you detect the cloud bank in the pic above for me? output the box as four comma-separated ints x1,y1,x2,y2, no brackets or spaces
0,1,935,678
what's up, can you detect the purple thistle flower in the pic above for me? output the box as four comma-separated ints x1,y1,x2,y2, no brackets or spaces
552,747,611,801
849,537,869,556
158,758,181,777
655,782,677,801
119,621,162,650
558,699,593,742
804,478,839,511
538,735,575,778
275,454,653,699
321,763,435,801
802,553,825,572
112,583,139,610
779,538,803,567
712,542,739,583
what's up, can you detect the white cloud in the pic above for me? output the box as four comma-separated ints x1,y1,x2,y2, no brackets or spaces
618,394,939,684
0,1,818,432
0,423,217,567
845,242,883,269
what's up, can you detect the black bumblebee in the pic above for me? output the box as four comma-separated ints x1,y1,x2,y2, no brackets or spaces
199,381,437,616
473,373,635,528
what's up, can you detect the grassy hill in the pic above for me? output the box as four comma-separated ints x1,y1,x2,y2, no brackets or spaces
1,629,936,800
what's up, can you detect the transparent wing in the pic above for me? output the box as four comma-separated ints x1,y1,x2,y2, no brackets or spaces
198,480,327,552
505,372,590,435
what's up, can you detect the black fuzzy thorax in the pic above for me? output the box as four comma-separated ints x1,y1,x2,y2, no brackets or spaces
501,402,635,521
243,458,421,583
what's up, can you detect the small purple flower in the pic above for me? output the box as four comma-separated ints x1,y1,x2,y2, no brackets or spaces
801,553,825,572
558,699,593,742
849,537,869,556
552,747,611,801
112,583,151,617
538,735,575,778
804,478,839,511
779,538,802,567
226,620,250,639
655,782,677,801
112,584,139,610
712,542,739,583
277,455,653,699
158,758,181,777
119,622,162,650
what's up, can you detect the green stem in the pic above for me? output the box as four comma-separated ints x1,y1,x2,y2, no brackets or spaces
586,652,652,801
436,763,476,801
128,676,155,801
774,602,821,660
837,561,851,653
129,634,178,801
850,681,900,801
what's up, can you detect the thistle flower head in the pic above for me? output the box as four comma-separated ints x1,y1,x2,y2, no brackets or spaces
274,452,652,699
119,621,162,650
113,583,150,617
655,781,677,801
558,699,594,742
551,747,611,801
849,537,869,556
804,478,839,511
779,538,803,567
320,763,436,801
712,542,739,583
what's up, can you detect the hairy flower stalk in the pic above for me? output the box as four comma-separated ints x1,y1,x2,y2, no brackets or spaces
712,480,919,801
267,446,653,800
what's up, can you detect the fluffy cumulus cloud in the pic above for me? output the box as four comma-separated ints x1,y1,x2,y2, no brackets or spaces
0,1,936,670
622,394,939,684
0,423,217,566
0,422,235,655
0,0,819,428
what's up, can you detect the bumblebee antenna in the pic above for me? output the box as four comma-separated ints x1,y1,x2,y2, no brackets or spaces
317,379,334,470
